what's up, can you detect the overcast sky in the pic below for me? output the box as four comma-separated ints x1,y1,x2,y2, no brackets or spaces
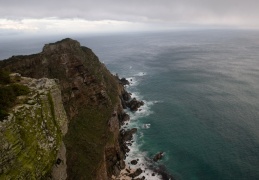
0,0,259,34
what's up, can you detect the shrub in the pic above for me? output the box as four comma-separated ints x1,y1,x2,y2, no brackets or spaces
0,109,8,120
11,84,30,96
0,86,16,107
0,83,30,121
0,69,10,85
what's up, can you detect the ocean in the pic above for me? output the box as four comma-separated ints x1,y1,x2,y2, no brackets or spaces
1,29,259,179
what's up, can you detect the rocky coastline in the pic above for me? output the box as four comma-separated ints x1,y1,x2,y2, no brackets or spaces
0,38,173,179
115,77,174,180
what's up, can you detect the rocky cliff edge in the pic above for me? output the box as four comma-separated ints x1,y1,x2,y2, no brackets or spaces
0,38,129,179
0,73,68,179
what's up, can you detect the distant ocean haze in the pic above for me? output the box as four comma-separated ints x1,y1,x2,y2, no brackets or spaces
1,30,259,179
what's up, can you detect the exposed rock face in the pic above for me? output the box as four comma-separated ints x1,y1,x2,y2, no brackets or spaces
122,90,131,102
1,38,119,119
118,112,130,126
51,142,67,180
119,128,138,156
0,75,68,179
121,128,137,142
126,98,144,111
0,38,127,179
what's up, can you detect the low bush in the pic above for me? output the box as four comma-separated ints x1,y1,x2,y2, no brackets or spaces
0,71,30,121
0,69,10,84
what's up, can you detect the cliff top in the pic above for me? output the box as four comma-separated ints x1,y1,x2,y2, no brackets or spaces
42,38,81,53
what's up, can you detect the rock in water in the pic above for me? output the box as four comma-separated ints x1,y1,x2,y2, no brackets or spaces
129,168,143,178
131,160,138,165
120,77,130,85
121,128,137,141
153,152,164,162
122,90,131,101
126,98,144,111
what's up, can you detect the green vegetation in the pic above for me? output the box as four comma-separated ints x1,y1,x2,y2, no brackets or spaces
0,71,30,120
65,106,113,179
64,55,122,179
0,78,63,179
65,79,121,179
0,69,10,84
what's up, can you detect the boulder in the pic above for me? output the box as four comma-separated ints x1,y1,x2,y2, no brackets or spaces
129,168,143,178
121,128,137,142
113,165,120,177
153,152,164,162
126,98,144,111
131,160,138,165
120,78,130,86
119,160,126,169
122,113,130,122
118,112,130,125
122,91,131,101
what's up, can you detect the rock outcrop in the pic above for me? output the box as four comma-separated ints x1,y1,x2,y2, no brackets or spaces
153,152,164,162
129,168,143,178
119,77,130,86
126,98,144,111
0,38,130,179
0,74,68,179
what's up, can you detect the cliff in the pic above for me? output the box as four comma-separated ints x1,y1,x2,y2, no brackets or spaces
0,74,68,179
0,38,128,179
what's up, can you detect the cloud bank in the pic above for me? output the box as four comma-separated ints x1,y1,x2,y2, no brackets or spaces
0,0,259,33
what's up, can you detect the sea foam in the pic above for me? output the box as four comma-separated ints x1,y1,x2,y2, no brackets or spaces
121,72,162,180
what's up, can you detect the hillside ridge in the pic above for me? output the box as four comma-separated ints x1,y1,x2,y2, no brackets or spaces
0,38,134,179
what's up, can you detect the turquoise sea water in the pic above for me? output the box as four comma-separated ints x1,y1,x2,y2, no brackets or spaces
81,30,259,180
1,30,259,179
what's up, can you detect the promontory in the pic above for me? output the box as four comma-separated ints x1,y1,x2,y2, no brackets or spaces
0,38,135,180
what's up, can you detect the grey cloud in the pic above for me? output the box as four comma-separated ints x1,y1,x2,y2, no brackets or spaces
0,0,259,27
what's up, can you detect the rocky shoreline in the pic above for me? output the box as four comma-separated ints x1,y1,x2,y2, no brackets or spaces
116,77,174,180
0,38,173,179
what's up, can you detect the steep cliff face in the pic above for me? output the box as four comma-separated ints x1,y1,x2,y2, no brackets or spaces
0,38,125,179
0,74,68,179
